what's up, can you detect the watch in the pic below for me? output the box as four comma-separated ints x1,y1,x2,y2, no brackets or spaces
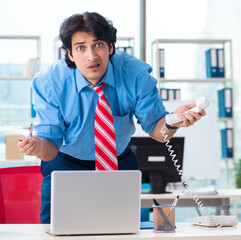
165,122,179,131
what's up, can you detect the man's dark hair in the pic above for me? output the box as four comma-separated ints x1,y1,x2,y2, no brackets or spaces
59,12,117,68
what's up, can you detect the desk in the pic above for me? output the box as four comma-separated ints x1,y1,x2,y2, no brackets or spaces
0,159,40,168
141,189,241,215
0,223,240,240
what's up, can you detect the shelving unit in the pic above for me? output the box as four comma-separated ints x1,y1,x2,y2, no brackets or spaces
0,35,41,77
0,35,41,121
116,37,135,56
151,39,236,188
0,35,41,162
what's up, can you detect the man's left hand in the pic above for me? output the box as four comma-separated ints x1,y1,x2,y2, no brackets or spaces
170,103,206,128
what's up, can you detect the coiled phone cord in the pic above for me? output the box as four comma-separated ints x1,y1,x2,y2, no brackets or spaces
160,123,210,216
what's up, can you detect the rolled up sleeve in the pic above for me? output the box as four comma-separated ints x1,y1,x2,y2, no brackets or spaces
32,75,65,148
134,66,169,133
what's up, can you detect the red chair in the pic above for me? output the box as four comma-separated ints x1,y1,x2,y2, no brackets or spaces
0,166,42,223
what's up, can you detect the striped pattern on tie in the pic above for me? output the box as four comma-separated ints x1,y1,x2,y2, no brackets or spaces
91,83,118,170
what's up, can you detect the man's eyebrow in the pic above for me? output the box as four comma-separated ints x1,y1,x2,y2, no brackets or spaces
73,39,99,46
73,41,85,46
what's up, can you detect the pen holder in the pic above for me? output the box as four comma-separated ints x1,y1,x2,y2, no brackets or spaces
153,204,175,232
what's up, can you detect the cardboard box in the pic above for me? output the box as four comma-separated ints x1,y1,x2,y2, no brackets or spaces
5,135,24,160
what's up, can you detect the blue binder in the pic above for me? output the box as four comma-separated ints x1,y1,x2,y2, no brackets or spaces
31,88,36,118
217,48,225,77
157,49,165,78
58,47,66,59
140,221,153,229
218,88,232,118
221,128,233,158
205,48,218,78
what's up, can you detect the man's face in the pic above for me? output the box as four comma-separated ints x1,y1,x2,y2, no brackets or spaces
68,31,113,86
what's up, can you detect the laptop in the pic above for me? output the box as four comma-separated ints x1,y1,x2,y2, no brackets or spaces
46,170,141,235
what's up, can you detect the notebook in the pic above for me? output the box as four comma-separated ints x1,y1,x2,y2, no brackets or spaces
46,170,141,235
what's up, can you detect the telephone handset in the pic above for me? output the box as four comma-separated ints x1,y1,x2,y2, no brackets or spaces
165,97,209,125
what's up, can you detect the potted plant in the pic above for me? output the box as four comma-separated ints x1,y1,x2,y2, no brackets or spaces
236,159,241,188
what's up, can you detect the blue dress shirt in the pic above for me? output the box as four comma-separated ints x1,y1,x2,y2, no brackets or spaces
32,51,168,160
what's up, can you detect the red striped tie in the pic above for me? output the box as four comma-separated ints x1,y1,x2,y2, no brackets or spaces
91,83,118,171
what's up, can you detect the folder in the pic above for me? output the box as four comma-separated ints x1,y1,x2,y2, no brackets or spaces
157,49,165,78
160,88,168,101
205,49,218,78
159,88,181,101
217,48,225,77
174,89,181,101
168,89,175,101
218,88,232,118
58,47,66,59
25,58,40,77
221,128,233,158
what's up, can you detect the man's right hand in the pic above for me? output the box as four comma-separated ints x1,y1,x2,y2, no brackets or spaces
18,135,41,156
18,135,60,161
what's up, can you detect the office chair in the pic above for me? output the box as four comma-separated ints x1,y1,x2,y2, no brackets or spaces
0,166,42,223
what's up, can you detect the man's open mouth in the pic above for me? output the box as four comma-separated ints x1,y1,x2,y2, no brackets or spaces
89,63,100,69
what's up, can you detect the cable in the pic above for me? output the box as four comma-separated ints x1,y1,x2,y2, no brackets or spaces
160,123,210,216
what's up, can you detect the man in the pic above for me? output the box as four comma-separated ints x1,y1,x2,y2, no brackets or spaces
19,12,205,223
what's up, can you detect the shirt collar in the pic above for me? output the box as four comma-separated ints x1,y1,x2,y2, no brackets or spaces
76,60,116,92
